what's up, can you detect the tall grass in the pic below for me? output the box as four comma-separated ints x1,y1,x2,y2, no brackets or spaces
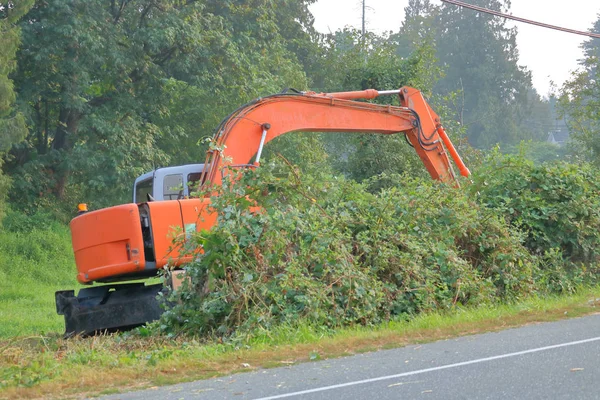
0,211,78,337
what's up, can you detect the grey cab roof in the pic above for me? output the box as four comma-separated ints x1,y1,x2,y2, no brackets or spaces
134,164,205,183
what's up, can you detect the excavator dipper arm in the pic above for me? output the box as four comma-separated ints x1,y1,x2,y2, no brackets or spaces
200,86,470,186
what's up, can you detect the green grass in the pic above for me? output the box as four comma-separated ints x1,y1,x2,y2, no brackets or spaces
2,287,600,399
0,212,79,337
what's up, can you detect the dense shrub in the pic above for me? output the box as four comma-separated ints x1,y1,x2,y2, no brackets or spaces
471,152,600,292
472,152,600,263
160,161,537,337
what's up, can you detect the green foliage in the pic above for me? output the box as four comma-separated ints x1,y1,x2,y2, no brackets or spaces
0,0,566,221
270,0,322,86
502,141,571,165
160,161,537,338
260,132,332,178
434,0,538,147
559,16,600,163
318,30,440,94
312,30,444,183
0,170,9,224
471,151,600,286
397,0,549,148
0,0,32,120
5,0,309,212
0,0,33,225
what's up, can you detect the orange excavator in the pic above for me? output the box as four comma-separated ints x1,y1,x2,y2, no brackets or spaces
55,86,470,335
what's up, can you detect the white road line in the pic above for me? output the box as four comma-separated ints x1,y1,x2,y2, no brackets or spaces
254,335,600,400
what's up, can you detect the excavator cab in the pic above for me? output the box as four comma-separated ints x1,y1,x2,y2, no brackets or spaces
133,164,205,202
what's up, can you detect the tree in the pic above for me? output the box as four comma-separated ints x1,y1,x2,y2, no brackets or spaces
434,0,538,147
271,0,324,86
393,0,436,59
6,0,308,212
0,0,33,222
396,0,548,148
560,15,600,163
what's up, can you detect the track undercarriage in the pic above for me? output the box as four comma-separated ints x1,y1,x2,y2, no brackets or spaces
55,283,164,336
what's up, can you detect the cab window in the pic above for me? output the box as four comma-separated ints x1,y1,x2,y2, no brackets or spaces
135,178,153,203
163,174,183,200
187,172,203,195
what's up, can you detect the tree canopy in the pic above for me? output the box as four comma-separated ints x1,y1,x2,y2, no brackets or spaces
6,0,310,212
560,15,600,163
0,0,33,223
0,0,577,216
400,0,550,148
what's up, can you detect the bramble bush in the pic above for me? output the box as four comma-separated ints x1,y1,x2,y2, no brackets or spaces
160,158,543,338
159,153,600,338
471,151,600,292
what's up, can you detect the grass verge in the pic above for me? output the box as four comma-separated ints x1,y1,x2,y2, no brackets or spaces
0,214,78,338
2,286,600,399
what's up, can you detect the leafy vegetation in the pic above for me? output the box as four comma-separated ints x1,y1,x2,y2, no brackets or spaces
472,152,600,292
1,0,578,216
560,16,600,163
395,0,549,148
0,0,33,224
318,33,443,182
159,153,600,338
5,0,310,214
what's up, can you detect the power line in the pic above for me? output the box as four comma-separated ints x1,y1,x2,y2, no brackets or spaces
440,0,600,39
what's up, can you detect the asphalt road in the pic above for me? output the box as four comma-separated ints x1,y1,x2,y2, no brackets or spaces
102,313,600,400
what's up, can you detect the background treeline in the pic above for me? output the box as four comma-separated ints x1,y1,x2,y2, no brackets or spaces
1,0,598,219
1,1,600,337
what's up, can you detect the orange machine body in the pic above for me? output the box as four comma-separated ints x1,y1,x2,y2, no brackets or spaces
71,198,215,284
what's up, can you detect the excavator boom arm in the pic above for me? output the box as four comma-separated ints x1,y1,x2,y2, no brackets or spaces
201,86,469,186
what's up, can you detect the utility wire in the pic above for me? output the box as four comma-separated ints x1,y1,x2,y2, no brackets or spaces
440,0,600,39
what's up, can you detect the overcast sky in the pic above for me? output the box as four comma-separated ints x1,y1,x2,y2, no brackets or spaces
309,0,600,97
